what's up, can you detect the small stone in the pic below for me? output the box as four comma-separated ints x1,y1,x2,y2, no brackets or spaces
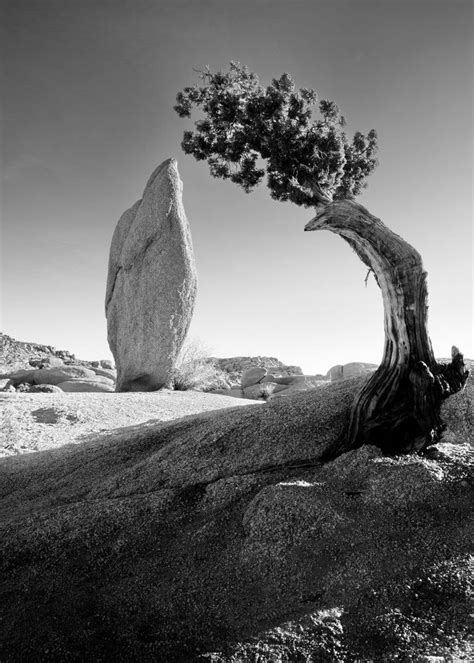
29,358,45,367
41,356,64,368
16,383,32,392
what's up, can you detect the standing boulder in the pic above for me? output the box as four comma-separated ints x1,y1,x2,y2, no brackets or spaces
105,159,197,392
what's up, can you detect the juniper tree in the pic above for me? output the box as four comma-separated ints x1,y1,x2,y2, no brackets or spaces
175,63,468,455
174,62,378,207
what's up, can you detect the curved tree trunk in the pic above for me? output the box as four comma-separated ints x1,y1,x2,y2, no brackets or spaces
305,200,469,455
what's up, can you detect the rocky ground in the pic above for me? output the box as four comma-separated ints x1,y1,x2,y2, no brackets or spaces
0,331,85,373
0,390,260,457
1,373,473,661
1,333,472,661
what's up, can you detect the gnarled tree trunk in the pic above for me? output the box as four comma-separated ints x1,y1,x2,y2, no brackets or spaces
305,200,469,455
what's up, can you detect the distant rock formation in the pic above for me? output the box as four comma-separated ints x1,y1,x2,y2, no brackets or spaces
0,332,76,373
0,335,118,392
34,366,97,385
211,363,327,400
0,332,114,373
105,159,197,391
210,356,303,387
327,361,378,381
0,363,118,393
242,369,328,400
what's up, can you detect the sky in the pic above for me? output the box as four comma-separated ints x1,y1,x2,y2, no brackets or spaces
1,0,472,374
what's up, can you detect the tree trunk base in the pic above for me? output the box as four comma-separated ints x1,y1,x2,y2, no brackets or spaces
305,201,469,456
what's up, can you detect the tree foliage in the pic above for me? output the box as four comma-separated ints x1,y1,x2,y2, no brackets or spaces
174,62,379,208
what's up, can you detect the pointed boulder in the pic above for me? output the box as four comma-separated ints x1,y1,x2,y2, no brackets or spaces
105,159,197,391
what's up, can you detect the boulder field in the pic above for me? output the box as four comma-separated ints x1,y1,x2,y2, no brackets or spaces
213,361,378,401
1,376,472,661
1,362,117,393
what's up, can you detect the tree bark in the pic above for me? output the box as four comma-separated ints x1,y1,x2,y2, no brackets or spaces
305,200,469,455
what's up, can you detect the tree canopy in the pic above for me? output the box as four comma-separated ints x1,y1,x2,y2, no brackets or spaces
174,62,379,208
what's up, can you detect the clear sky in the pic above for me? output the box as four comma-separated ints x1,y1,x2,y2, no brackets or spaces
1,0,472,374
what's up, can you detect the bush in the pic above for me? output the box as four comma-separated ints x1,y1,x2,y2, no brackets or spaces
172,339,230,392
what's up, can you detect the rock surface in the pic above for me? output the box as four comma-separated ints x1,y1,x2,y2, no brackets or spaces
241,366,267,389
0,333,115,381
34,365,97,385
57,379,115,392
29,384,64,393
105,158,197,392
1,376,472,660
238,369,329,401
210,356,303,385
2,368,37,387
0,332,76,373
327,361,378,381
242,382,278,400
0,390,260,457
90,367,117,380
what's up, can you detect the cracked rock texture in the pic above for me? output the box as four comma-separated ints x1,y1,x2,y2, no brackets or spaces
105,158,197,391
1,375,472,661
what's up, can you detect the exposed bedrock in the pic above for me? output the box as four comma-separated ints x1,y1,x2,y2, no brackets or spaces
1,377,472,660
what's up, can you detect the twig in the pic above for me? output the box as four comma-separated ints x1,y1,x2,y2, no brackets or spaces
364,268,374,287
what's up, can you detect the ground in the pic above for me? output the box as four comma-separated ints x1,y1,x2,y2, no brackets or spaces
1,366,472,661
0,390,259,456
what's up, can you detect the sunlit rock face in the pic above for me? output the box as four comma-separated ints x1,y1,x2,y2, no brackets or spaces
105,158,197,391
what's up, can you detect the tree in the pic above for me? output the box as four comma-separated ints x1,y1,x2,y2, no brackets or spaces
174,62,378,207
175,63,469,455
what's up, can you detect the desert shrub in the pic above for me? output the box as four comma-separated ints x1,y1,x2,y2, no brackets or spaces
249,383,276,401
172,339,230,392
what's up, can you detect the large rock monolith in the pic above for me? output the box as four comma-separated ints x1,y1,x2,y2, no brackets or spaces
105,159,197,391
